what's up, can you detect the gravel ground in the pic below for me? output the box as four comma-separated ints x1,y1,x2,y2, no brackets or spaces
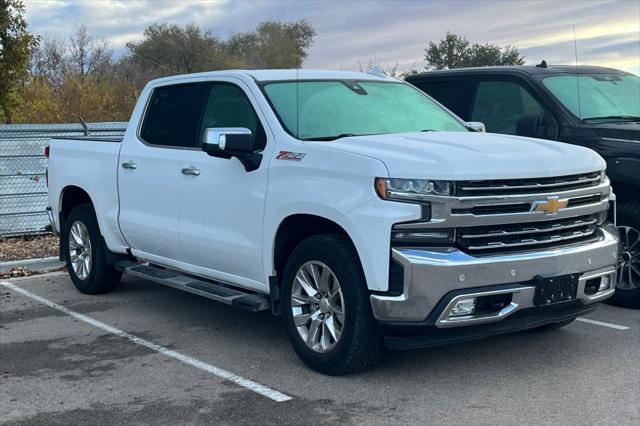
0,235,59,262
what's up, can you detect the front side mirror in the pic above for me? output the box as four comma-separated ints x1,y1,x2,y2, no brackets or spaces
202,127,262,172
203,127,254,153
466,121,486,132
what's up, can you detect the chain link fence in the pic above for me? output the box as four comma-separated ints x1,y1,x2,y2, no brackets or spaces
0,122,128,237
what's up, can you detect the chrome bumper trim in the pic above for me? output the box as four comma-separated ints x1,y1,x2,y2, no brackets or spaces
434,266,615,328
370,227,619,322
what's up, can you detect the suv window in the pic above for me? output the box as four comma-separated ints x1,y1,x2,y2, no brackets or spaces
471,80,545,134
199,83,266,150
140,83,210,148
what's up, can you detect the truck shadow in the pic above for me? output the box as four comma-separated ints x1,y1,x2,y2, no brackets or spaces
114,275,600,388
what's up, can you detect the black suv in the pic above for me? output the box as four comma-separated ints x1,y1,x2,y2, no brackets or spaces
407,65,640,308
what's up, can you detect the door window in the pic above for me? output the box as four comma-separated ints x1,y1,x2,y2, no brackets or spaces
140,83,210,148
414,80,468,118
199,83,266,150
471,80,545,135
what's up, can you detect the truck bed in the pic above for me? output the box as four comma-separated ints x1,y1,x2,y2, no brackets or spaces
47,136,128,252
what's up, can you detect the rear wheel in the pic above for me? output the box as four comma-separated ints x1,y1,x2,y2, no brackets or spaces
609,203,640,309
282,234,384,375
64,205,121,294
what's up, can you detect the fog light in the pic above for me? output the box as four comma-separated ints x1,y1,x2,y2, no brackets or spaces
598,275,610,292
450,298,476,316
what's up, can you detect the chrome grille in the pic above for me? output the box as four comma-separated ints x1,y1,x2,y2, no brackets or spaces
455,172,602,196
456,214,601,253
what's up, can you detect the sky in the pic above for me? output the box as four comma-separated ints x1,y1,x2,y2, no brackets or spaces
23,0,640,75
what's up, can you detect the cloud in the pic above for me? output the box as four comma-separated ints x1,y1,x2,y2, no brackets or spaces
24,0,640,74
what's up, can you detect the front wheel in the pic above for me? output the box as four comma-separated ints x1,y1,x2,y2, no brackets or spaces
282,234,384,375
609,203,640,309
64,204,121,294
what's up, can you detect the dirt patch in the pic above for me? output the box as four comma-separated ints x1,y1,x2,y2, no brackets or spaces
0,234,59,262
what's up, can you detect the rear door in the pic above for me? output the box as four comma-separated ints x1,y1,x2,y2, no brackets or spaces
178,80,271,288
118,82,210,261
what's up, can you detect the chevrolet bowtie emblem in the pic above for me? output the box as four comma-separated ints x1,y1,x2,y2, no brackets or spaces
531,196,568,215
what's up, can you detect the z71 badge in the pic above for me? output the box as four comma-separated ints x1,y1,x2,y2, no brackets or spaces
276,151,306,161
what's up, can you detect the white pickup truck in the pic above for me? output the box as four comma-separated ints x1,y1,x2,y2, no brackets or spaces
46,70,619,374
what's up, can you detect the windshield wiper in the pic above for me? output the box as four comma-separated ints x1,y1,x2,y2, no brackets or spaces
582,115,640,123
302,133,357,141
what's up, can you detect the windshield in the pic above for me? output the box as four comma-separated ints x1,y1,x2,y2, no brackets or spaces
261,80,469,140
542,73,640,121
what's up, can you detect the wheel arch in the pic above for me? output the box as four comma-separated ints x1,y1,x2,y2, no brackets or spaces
58,186,101,262
272,214,361,281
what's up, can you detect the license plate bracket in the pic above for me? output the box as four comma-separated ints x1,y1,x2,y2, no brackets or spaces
533,273,579,306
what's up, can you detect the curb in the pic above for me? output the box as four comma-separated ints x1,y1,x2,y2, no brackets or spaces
0,257,65,273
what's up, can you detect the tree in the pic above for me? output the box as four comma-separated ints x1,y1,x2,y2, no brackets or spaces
228,20,315,68
0,0,39,123
121,23,241,89
29,37,68,86
425,32,525,70
68,25,112,82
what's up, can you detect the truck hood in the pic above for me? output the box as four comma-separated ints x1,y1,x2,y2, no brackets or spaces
332,131,605,180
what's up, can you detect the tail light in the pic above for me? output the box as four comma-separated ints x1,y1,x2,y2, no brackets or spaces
45,145,49,187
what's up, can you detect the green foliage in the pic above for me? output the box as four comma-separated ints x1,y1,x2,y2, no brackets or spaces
9,19,316,124
425,32,525,70
122,23,243,88
0,0,38,123
227,19,316,68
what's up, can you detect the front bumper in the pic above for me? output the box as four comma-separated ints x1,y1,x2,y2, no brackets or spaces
370,227,619,324
382,300,597,351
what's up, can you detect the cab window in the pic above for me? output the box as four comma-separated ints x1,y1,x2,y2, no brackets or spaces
470,80,545,135
140,83,210,148
199,83,266,150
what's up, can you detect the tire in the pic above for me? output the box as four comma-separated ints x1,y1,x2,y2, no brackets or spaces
281,234,384,375
608,202,640,309
529,318,576,332
63,204,121,294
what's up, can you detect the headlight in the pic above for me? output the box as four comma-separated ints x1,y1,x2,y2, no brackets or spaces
391,227,455,246
375,177,451,202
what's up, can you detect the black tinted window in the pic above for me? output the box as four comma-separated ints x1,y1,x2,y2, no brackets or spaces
141,83,210,148
200,83,266,149
471,81,545,135
412,80,467,118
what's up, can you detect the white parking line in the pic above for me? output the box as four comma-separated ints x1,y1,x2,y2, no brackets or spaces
576,317,630,330
0,281,292,402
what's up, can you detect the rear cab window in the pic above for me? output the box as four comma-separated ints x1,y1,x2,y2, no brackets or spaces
140,83,210,148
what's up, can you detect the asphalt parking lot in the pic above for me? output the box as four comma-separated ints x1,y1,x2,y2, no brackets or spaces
1,271,639,425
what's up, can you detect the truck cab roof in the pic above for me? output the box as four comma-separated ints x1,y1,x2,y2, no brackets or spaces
149,69,398,86
406,64,631,81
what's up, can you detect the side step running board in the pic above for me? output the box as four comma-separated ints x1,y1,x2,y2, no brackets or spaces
115,261,270,312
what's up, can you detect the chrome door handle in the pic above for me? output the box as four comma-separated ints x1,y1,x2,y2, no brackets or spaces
181,167,200,176
121,161,137,169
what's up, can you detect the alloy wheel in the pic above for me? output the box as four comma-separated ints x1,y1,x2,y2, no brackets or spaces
69,221,92,280
617,226,640,290
290,261,345,353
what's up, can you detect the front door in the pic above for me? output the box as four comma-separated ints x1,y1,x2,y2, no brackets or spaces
179,81,271,289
